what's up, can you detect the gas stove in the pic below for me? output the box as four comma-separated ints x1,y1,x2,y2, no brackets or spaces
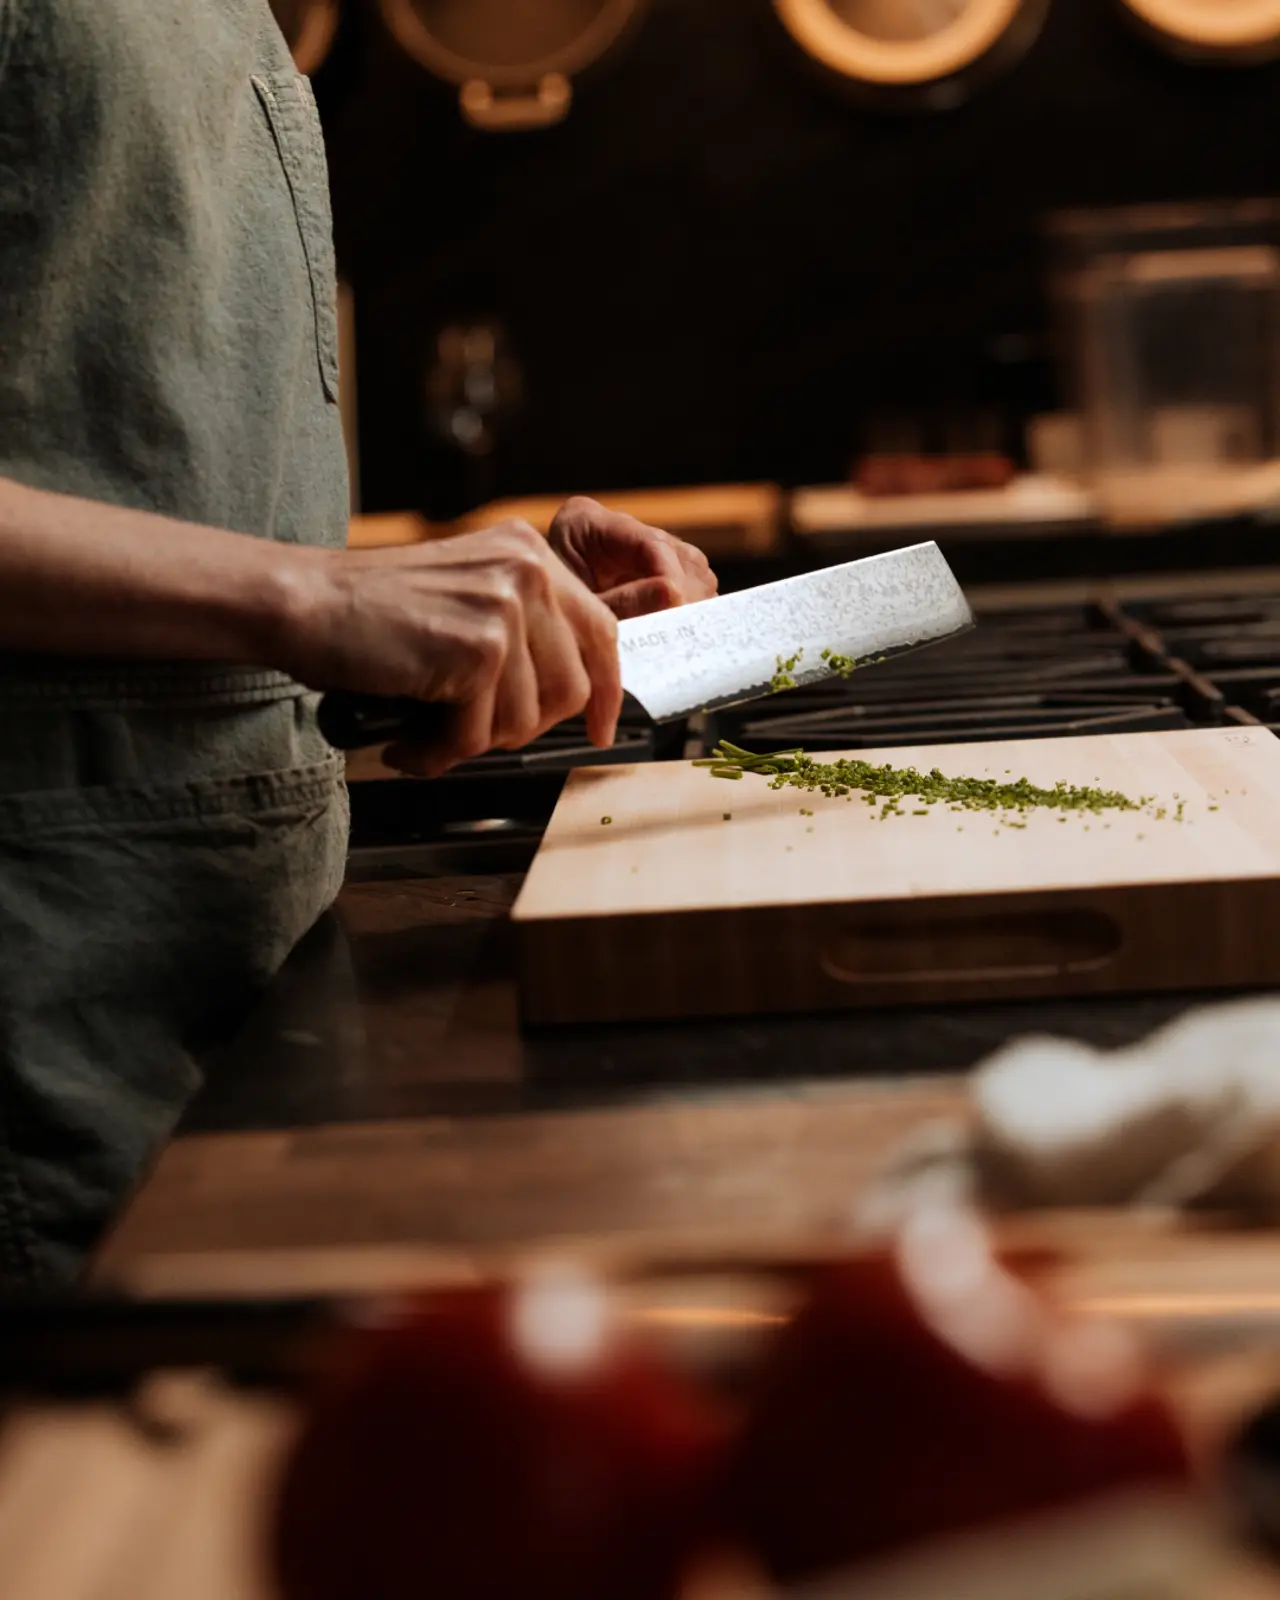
347,702,683,874
707,598,1225,751
346,590,1274,875
1122,595,1280,734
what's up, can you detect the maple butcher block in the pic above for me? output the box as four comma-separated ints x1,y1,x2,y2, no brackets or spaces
512,728,1280,1025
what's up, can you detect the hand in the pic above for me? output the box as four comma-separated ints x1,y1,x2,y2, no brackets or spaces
547,497,718,619
284,521,621,777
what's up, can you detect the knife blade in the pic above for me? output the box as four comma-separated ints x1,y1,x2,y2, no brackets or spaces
316,541,973,755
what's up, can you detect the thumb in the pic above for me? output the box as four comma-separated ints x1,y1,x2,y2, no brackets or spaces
600,575,684,619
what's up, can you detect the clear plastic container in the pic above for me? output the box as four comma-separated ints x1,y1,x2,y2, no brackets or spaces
1047,199,1280,526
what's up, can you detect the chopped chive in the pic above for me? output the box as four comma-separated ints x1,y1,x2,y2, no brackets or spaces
769,650,804,693
696,748,1146,817
821,649,859,679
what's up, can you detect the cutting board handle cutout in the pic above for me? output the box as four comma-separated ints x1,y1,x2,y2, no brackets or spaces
820,908,1122,987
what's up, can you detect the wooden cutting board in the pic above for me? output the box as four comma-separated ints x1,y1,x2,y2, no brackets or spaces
513,727,1280,1025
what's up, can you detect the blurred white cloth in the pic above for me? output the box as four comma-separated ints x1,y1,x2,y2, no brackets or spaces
860,998,1280,1231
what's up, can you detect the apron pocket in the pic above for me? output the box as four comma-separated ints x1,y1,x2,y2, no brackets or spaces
251,69,341,403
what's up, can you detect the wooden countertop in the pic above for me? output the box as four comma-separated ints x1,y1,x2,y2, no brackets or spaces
97,864,1264,1290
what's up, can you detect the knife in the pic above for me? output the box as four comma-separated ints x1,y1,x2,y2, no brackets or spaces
317,541,974,756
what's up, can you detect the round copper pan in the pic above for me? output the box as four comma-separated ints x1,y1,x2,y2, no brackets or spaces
378,0,646,129
772,0,1048,110
1120,0,1280,63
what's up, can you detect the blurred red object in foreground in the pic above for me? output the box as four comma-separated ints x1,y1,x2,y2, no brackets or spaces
727,1207,1192,1586
272,1268,728,1600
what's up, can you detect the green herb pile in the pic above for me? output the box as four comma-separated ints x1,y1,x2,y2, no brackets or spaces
695,742,1150,820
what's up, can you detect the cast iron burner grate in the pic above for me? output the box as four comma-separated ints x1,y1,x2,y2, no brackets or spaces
347,707,681,866
706,601,1219,752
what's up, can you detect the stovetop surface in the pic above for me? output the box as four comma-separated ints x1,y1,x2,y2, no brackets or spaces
347,590,1275,871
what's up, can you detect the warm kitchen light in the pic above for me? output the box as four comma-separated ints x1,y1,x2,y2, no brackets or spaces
1122,0,1280,56
772,0,1037,85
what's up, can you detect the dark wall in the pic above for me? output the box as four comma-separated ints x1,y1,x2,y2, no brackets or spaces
316,0,1280,518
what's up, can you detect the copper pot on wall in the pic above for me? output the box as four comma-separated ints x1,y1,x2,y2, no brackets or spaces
377,0,647,129
771,0,1049,108
1117,0,1280,63
269,0,342,74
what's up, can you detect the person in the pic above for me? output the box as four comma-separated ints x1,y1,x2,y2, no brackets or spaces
0,0,716,1291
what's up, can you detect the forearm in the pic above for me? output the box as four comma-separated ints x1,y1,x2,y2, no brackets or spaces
0,476,317,664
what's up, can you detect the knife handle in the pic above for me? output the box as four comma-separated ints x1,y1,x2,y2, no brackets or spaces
316,692,453,752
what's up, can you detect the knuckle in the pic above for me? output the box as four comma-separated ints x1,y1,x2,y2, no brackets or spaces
558,495,601,523
542,661,592,723
469,616,508,679
476,567,523,617
500,545,551,598
517,554,552,600
498,579,528,621
501,518,544,549
590,594,619,640
563,663,593,715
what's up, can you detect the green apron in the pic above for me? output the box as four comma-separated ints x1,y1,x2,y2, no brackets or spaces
0,0,350,1287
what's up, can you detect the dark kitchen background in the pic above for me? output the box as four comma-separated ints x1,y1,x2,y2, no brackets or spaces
287,0,1280,522
17,17,1280,1577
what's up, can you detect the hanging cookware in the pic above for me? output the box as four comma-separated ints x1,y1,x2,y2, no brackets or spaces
771,0,1049,109
377,0,647,130
1119,0,1280,62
